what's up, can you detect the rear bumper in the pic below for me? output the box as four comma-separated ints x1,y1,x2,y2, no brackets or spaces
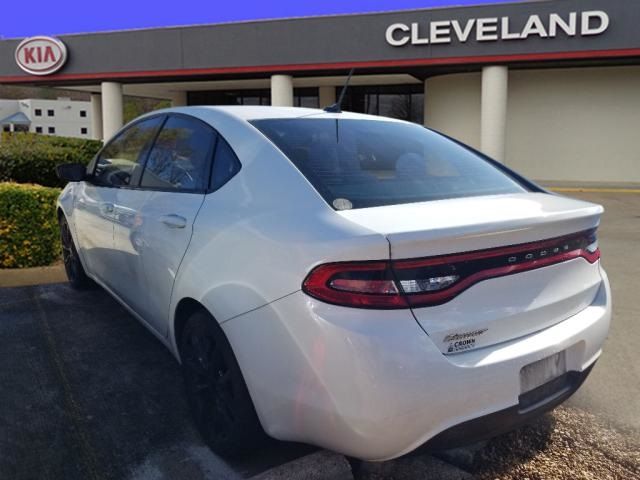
422,363,594,451
222,269,611,461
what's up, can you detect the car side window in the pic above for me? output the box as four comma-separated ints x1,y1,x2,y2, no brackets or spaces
210,136,241,191
140,116,216,191
93,116,164,187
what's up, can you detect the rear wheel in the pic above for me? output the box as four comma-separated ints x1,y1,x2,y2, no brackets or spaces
180,310,265,457
59,215,92,290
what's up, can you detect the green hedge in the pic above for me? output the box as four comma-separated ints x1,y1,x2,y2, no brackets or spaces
0,132,102,188
0,182,62,268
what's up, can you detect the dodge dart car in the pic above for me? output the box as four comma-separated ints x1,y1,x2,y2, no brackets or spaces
55,106,611,461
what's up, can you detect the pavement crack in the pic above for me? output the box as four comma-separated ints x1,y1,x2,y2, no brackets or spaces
30,286,104,480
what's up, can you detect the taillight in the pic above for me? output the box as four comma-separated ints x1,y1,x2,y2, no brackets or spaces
302,229,600,309
302,261,408,308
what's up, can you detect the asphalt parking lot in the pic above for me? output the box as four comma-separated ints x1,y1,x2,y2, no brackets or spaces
0,283,316,480
563,192,640,432
0,192,639,480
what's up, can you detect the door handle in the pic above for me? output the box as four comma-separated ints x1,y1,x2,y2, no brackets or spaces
100,202,114,215
160,214,187,229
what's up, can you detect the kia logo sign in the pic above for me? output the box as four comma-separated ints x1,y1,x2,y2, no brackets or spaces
15,36,67,76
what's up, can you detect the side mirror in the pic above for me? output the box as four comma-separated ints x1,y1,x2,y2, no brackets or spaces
56,163,88,182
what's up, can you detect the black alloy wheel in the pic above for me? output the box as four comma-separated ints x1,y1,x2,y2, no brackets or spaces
180,310,264,457
59,215,92,289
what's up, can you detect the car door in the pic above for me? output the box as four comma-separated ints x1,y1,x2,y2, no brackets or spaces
114,114,216,335
74,116,164,290
73,181,117,284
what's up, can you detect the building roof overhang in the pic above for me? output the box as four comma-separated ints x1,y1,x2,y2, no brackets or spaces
0,112,31,125
0,0,638,86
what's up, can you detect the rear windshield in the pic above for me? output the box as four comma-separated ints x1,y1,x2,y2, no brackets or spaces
251,118,527,210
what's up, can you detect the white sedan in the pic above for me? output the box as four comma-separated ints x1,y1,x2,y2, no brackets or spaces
56,106,611,461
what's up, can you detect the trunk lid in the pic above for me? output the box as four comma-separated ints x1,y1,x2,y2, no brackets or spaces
337,192,604,353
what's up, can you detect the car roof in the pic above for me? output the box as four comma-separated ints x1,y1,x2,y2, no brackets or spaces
167,105,408,123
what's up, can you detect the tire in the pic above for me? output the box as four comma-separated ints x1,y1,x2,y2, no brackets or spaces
180,309,265,457
59,215,93,290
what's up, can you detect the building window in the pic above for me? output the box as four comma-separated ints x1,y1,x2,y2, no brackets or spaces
187,88,319,108
188,89,271,106
80,110,87,118
187,86,423,123
35,126,43,133
81,127,88,135
34,109,42,117
295,88,320,108
47,109,55,117
48,127,56,134
340,85,425,124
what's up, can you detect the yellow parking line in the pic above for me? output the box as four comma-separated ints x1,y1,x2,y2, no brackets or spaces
32,288,103,480
549,187,640,194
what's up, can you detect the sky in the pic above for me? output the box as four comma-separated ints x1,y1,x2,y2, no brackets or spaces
0,0,523,38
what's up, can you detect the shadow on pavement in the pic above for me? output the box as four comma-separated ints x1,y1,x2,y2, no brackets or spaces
0,283,313,480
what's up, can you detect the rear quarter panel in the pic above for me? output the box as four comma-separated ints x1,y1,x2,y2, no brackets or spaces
167,111,390,356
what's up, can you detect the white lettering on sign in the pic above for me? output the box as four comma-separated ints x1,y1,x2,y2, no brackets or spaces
14,36,67,76
385,11,610,46
582,10,610,36
452,19,475,43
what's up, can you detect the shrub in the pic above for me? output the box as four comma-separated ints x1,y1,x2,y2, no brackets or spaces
0,182,62,268
0,132,102,187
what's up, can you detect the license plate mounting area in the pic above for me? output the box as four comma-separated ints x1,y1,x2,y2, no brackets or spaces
518,351,572,413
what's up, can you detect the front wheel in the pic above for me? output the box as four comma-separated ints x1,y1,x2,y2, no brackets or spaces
59,215,92,290
180,310,265,457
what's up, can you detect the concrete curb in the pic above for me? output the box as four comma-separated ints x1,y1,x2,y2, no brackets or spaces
250,451,353,480
0,264,66,287
249,449,475,480
356,454,473,480
435,442,487,472
549,187,640,194
127,444,240,480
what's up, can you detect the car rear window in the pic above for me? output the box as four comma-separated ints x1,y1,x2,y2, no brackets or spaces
251,118,527,209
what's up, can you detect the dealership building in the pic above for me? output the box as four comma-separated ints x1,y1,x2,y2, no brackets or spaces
0,0,638,183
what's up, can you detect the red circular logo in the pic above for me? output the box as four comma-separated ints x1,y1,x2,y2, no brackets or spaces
15,36,67,76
